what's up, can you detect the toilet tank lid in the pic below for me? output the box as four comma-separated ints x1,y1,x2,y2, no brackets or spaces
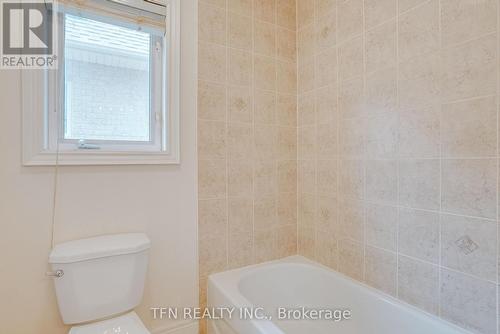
49,233,151,264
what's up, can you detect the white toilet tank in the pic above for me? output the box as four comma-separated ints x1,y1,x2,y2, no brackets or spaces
49,233,151,324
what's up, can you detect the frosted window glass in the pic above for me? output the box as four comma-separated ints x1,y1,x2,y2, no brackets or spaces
63,14,151,142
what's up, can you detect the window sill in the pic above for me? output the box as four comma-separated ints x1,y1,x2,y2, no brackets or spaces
23,150,180,166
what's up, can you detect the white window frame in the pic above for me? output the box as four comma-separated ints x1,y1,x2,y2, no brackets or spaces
22,0,180,166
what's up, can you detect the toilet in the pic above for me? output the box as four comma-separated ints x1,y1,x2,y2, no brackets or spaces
48,233,151,334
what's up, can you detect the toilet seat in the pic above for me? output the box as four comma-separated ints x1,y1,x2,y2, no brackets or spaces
69,312,150,334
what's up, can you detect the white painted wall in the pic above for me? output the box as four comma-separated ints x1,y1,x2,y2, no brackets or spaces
0,0,198,333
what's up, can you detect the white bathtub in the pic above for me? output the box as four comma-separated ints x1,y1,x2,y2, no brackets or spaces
208,256,472,334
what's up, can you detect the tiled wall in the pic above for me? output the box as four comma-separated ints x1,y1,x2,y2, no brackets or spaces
297,0,499,333
197,0,297,332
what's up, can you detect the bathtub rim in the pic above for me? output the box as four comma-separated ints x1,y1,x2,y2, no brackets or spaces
208,255,474,334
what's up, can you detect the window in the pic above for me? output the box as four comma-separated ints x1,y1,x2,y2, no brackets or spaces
22,0,180,165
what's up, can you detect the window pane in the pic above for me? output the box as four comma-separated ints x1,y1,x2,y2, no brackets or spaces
64,14,151,142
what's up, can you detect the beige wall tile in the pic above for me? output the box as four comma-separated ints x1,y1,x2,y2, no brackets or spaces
317,159,337,196
199,2,227,45
441,214,497,281
278,160,297,193
442,34,497,102
278,193,298,226
229,13,253,50
441,96,497,158
198,81,227,121
317,195,338,233
254,90,276,124
365,160,398,204
317,122,338,159
298,60,315,93
399,159,440,210
337,0,363,42
299,194,316,230
229,49,253,85
298,92,316,126
398,0,423,13
338,238,364,281
398,256,439,315
316,11,337,50
255,197,278,229
365,112,398,159
339,36,363,81
298,159,316,194
297,0,314,29
228,231,254,268
254,55,277,90
339,199,365,242
316,85,337,124
365,67,397,115
339,76,365,118
254,21,276,56
398,106,440,158
254,160,278,198
199,42,227,82
365,20,397,74
228,197,253,233
441,0,497,47
315,47,337,88
277,0,296,30
315,230,338,269
228,123,253,159
199,199,228,237
365,246,397,296
315,0,335,16
298,24,316,62
365,204,397,251
255,0,276,23
277,94,297,126
254,125,278,160
199,159,227,199
276,225,298,256
298,226,316,257
198,120,227,160
440,269,497,334
199,235,228,278
398,0,439,62
229,86,253,123
228,0,253,16
398,208,439,263
398,51,441,110
228,160,254,197
254,228,277,262
442,159,497,219
277,61,297,94
202,0,227,8
340,159,365,199
278,126,297,160
277,28,297,61
364,0,397,30
298,126,317,160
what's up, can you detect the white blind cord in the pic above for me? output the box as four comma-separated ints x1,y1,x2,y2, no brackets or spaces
50,71,61,250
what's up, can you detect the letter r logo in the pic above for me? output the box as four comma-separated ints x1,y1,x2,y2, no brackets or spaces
2,1,53,55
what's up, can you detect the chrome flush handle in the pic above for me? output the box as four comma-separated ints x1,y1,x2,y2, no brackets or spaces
46,270,64,278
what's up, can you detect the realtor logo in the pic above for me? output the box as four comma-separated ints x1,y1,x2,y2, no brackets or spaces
1,0,58,69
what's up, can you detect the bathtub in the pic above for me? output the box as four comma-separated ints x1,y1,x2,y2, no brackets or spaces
207,256,472,334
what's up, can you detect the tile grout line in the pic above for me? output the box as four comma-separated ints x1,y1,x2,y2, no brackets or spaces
224,0,229,271
251,0,256,265
395,0,400,300
496,0,500,333
437,0,443,320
